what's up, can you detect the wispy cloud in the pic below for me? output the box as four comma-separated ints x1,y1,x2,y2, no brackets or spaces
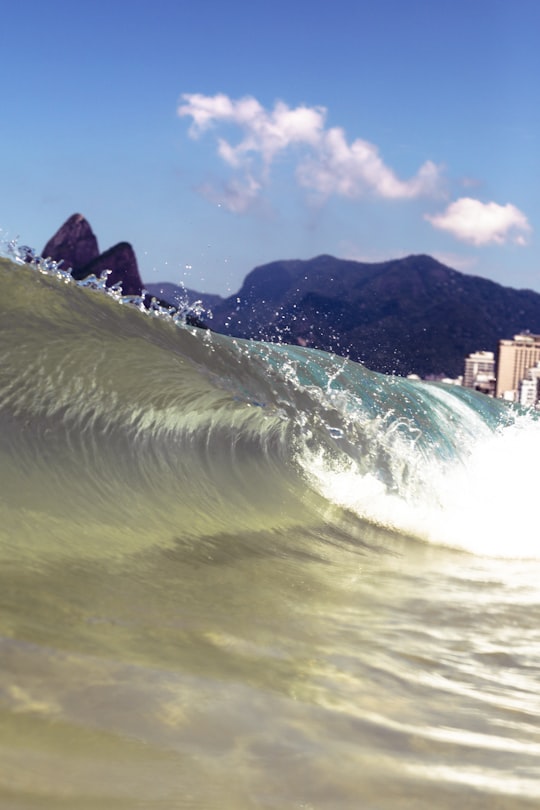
178,93,443,210
196,176,263,214
180,94,325,166
296,128,441,200
425,198,531,246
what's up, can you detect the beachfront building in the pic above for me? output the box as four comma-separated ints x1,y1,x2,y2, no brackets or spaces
519,378,538,408
463,350,496,395
495,333,540,400
517,361,540,408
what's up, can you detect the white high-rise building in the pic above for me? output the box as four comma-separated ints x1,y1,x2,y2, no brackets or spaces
463,350,495,394
519,378,538,408
518,361,540,408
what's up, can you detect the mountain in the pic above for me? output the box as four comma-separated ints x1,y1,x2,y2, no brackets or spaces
76,242,143,297
145,282,223,314
40,215,206,326
208,254,540,378
43,212,100,271
40,216,540,378
43,214,144,296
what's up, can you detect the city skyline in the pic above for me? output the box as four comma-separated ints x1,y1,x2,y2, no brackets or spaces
2,0,539,296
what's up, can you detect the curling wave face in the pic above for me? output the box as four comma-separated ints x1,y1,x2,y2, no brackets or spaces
0,255,536,560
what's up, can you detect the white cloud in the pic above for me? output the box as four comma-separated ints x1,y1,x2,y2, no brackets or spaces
425,198,531,246
178,93,443,210
179,93,325,169
297,127,441,200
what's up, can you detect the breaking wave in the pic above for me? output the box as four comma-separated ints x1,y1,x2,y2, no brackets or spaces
0,251,535,560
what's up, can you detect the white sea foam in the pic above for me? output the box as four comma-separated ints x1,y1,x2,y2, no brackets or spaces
303,413,540,560
434,415,540,558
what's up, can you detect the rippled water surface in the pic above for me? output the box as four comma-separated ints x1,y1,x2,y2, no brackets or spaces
2,524,540,809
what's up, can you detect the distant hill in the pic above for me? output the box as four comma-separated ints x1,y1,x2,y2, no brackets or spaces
145,282,223,314
41,216,540,378
206,254,540,378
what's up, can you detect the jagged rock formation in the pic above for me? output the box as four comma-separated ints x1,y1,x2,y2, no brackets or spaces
42,214,207,328
43,213,100,272
79,242,143,296
43,214,144,296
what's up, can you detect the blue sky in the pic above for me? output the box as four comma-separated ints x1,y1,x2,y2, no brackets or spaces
2,0,539,295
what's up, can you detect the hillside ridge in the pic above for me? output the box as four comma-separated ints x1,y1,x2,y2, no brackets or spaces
41,216,540,377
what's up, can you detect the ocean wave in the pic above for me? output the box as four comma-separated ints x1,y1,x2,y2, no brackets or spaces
0,255,535,559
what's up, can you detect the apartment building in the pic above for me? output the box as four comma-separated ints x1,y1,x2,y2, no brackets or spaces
463,350,496,395
495,332,540,399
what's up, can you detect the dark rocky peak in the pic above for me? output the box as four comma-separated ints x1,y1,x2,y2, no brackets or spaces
41,215,206,327
78,242,143,296
43,215,143,296
43,213,100,273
